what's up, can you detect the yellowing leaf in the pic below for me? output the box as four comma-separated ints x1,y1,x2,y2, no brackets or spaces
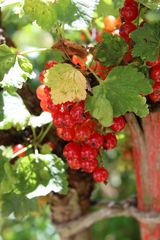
44,63,87,104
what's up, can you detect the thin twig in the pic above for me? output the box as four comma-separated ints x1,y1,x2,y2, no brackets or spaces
56,197,160,238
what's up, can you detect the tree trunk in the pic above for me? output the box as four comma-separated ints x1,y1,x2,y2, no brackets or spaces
49,170,94,240
127,111,160,240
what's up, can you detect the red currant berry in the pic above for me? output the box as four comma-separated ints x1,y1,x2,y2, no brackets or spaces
150,65,160,82
74,123,93,142
81,144,98,160
63,112,75,128
86,132,104,149
63,142,81,160
93,167,109,182
57,127,75,141
44,60,57,69
123,50,133,64
36,85,46,100
120,4,138,22
149,82,160,102
40,99,50,112
81,159,98,173
70,101,86,124
39,70,46,83
53,111,65,127
146,58,160,67
62,102,74,112
110,116,126,132
120,22,136,36
103,133,117,150
12,144,26,157
67,158,82,170
124,0,138,7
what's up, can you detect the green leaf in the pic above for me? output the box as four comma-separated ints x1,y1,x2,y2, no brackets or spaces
0,150,15,194
44,63,87,104
94,32,128,67
95,0,119,17
53,0,78,24
86,66,152,126
0,91,31,130
15,153,68,196
138,0,160,9
85,85,113,127
0,44,16,81
0,91,4,121
0,150,7,182
18,55,33,74
131,23,160,61
0,58,32,91
23,0,78,31
1,192,38,218
23,0,56,31
104,66,152,117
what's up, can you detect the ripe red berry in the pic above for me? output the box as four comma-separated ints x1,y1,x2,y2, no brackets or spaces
39,70,46,83
70,101,86,124
57,127,75,141
93,167,109,182
12,144,26,157
110,116,126,132
124,0,138,7
120,4,138,22
149,82,160,102
63,112,75,128
103,133,117,150
36,85,46,100
120,22,136,36
123,50,133,64
86,132,104,149
81,144,98,160
150,65,160,82
67,158,82,170
44,60,57,69
53,111,65,127
62,102,74,112
146,58,160,67
74,124,93,142
40,99,50,112
63,142,81,160
81,159,98,173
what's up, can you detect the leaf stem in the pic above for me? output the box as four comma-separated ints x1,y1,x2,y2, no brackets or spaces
20,48,49,56
86,65,102,84
38,122,53,144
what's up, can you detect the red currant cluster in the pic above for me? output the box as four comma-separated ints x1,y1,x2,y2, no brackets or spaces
36,61,126,182
119,0,138,64
147,59,160,102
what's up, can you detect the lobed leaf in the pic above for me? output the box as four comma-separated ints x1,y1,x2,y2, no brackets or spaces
44,63,87,104
131,23,160,61
94,32,128,67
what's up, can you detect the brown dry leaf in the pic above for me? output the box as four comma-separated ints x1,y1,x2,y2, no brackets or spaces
52,39,87,58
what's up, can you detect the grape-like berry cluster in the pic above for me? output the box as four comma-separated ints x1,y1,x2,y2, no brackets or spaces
36,60,126,183
147,59,160,102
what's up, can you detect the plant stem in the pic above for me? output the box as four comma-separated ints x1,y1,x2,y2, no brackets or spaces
20,48,49,56
38,122,53,144
86,65,102,84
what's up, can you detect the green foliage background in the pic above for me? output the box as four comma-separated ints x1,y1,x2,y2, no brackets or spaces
1,0,160,239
